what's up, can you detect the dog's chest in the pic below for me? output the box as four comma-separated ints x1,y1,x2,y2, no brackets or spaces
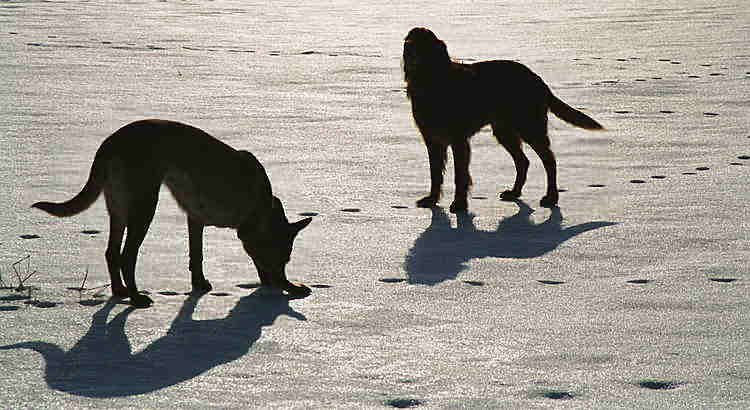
163,170,250,228
410,94,488,141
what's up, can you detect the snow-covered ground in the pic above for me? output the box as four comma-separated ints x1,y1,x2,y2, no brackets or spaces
2,1,749,408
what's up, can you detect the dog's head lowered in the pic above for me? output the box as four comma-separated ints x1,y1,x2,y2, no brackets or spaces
237,196,312,288
403,27,451,83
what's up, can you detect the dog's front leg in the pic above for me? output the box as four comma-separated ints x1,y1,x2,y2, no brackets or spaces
188,217,212,294
417,141,447,208
449,139,472,213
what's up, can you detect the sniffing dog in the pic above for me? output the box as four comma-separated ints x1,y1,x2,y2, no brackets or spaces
32,119,312,308
403,27,603,212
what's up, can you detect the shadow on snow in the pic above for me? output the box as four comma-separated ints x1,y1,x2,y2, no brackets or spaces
404,200,617,285
0,289,305,397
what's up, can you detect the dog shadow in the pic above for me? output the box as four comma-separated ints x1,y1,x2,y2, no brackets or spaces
404,201,617,285
0,290,305,397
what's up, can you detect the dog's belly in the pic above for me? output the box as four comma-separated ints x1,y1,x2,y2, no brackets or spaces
163,170,251,228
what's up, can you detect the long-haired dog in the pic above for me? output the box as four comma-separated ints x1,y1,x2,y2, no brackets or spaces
403,27,603,212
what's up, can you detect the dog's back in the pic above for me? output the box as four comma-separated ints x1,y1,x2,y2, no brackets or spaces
414,59,600,135
33,119,273,228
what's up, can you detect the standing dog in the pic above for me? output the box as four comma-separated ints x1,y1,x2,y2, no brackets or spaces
403,27,603,212
33,119,312,308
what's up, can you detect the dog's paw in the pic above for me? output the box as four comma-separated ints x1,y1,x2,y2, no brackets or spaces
539,195,558,208
255,286,284,296
190,279,213,294
449,198,468,213
499,190,521,201
416,196,438,208
111,285,129,298
129,293,154,308
284,282,312,298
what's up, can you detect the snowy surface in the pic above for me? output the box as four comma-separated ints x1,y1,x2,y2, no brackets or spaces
1,0,749,408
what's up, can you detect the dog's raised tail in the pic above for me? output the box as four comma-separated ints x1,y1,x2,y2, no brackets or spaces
32,156,105,218
548,93,604,130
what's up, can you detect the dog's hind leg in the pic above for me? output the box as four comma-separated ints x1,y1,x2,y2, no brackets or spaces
527,135,558,208
493,126,529,201
449,138,472,213
187,217,212,294
120,188,159,308
104,203,127,297
103,183,129,298
417,141,448,208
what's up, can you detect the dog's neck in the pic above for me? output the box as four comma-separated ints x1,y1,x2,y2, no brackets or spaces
236,196,275,237
404,61,452,99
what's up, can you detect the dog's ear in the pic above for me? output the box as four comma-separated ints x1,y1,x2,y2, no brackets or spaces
272,196,291,224
289,217,312,236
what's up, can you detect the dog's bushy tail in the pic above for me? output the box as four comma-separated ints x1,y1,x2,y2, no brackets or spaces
549,93,604,130
32,153,106,218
